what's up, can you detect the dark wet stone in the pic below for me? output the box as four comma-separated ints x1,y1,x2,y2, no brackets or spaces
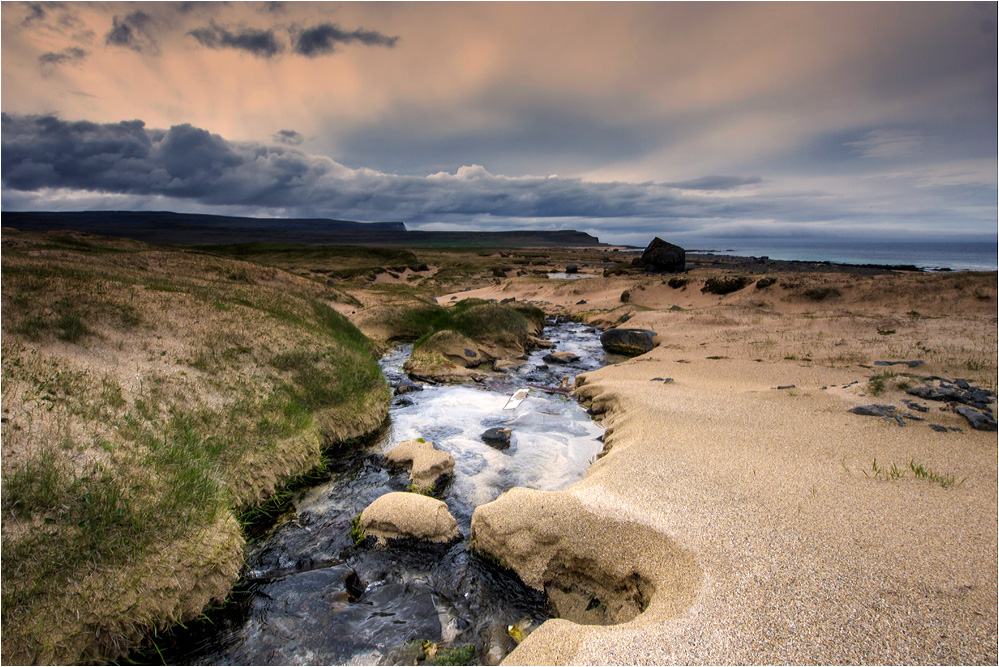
600,328,656,356
849,404,897,417
481,428,512,450
929,424,949,432
394,397,414,407
902,399,929,413
565,265,578,274
955,405,998,431
777,384,796,390
874,360,925,368
543,351,579,364
633,237,685,272
394,379,424,396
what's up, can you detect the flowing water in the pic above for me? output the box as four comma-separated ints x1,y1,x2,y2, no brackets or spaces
142,319,614,666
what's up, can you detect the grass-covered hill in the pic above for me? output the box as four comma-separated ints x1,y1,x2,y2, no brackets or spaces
0,229,390,664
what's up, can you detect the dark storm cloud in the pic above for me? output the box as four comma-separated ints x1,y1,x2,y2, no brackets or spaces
4,114,991,240
0,114,714,222
105,11,157,53
665,176,763,191
273,129,304,146
22,2,48,25
38,47,88,68
188,22,284,58
291,23,399,57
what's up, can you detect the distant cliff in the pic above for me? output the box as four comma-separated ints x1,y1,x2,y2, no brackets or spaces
1,210,604,247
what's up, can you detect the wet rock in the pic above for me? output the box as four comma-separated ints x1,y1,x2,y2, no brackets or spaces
632,237,685,272
955,405,998,431
385,439,455,487
493,360,522,373
481,428,512,450
394,397,414,407
600,328,657,356
360,492,460,544
565,265,578,274
849,404,897,417
929,424,949,432
906,379,996,411
394,378,424,396
527,336,556,349
777,384,796,390
543,351,580,364
902,399,929,413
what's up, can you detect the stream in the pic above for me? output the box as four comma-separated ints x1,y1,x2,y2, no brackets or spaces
143,319,615,666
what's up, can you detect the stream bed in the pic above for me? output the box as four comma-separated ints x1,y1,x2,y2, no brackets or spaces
143,319,615,666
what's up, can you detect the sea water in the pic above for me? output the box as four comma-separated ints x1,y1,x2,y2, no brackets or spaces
681,238,997,271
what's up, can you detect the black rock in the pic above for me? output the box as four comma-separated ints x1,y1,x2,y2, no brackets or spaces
394,379,424,396
635,237,685,272
902,399,929,413
481,427,512,449
955,405,998,431
600,328,657,356
874,360,925,368
565,265,578,274
849,404,897,417
500,297,516,303
929,424,949,432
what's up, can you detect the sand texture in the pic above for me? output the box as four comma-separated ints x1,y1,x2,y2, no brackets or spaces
464,268,997,664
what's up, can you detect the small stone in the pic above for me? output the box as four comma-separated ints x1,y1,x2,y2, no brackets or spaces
385,440,455,487
360,492,460,544
849,404,897,417
543,351,579,364
929,424,948,432
481,427,512,450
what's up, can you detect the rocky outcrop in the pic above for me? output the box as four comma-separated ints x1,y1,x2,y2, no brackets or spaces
632,237,685,272
384,439,455,488
600,328,657,356
360,492,460,544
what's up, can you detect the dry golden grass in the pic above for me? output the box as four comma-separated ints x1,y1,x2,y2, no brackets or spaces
1,230,389,664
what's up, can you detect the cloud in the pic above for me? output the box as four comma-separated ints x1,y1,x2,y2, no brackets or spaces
845,129,930,159
21,2,48,25
2,114,993,243
188,22,284,58
38,47,88,69
291,23,399,57
273,129,304,146
105,11,158,53
665,175,763,191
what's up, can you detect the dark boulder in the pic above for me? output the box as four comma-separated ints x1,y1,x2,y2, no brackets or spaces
543,351,580,364
600,328,657,356
955,405,998,431
481,427,512,449
394,378,424,396
633,237,685,272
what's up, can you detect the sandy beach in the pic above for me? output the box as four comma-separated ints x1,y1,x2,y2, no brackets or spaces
454,266,997,664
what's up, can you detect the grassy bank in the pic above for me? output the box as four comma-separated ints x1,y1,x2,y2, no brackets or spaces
1,230,390,664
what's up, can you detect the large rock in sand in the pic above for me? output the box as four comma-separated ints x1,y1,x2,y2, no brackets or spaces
600,328,657,356
360,492,459,544
385,439,455,487
633,237,685,272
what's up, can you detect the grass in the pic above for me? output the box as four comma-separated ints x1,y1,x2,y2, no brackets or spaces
349,513,367,546
0,229,392,664
866,370,898,396
862,458,965,488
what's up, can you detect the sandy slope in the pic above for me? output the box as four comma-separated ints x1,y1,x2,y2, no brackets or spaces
464,269,998,664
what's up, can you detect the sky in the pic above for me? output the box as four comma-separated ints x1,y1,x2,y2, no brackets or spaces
1,1,997,246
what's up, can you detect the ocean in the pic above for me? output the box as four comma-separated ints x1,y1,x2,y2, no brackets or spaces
679,238,998,271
